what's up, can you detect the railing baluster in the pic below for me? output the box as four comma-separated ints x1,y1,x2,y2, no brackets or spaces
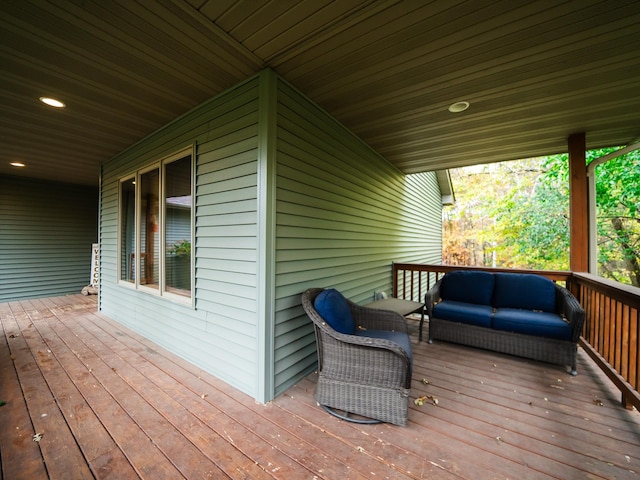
621,303,629,379
632,307,639,389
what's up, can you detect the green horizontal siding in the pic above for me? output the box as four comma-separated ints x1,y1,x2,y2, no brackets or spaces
98,69,445,403
100,76,261,397
272,80,443,395
0,175,98,302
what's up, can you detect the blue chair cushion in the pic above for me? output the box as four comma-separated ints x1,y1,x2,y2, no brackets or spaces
440,270,495,305
356,329,413,364
432,300,494,328
314,288,355,334
493,308,571,340
492,273,556,312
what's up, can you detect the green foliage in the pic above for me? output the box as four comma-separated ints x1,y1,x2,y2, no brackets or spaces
590,149,640,286
443,148,640,286
168,240,191,256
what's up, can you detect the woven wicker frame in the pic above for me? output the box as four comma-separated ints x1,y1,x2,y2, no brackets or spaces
302,288,412,426
426,280,585,375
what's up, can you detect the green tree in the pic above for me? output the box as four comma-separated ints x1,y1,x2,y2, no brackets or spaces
444,160,551,268
492,155,569,270
443,148,640,286
535,149,640,285
590,149,640,286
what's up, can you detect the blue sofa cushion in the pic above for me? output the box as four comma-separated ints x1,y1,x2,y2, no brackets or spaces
492,273,556,312
433,300,494,328
440,270,495,305
314,289,355,334
493,308,571,340
356,329,413,364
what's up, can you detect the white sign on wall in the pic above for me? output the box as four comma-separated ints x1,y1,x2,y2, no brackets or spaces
90,243,100,287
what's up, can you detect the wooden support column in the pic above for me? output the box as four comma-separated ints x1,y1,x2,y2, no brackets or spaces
568,133,589,272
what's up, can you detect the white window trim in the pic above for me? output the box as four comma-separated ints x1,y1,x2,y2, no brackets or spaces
117,146,195,306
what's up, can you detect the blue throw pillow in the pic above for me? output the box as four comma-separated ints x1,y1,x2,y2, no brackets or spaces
314,289,355,334
492,273,556,312
440,270,495,305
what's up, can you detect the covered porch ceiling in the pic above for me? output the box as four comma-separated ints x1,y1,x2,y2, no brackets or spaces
1,0,640,187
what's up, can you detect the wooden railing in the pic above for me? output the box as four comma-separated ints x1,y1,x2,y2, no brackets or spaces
392,263,572,302
392,263,640,410
572,273,640,410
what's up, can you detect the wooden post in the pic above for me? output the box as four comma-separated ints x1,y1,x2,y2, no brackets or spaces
568,133,589,272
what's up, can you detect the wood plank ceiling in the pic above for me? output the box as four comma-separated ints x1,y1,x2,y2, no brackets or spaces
1,0,639,186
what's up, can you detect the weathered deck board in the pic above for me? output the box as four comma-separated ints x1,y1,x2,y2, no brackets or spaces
1,295,639,479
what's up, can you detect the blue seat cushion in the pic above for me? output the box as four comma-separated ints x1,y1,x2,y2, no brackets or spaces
493,308,571,340
314,289,355,334
432,300,493,328
440,270,495,305
492,273,556,312
356,329,413,364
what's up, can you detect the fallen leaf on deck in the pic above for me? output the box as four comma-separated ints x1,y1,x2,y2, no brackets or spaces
593,398,604,406
421,378,429,385
416,395,439,406
33,433,43,442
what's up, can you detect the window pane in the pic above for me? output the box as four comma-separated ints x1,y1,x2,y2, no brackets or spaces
140,168,160,289
165,155,192,295
119,178,136,283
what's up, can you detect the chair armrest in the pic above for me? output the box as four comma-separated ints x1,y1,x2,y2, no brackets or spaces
425,278,443,318
349,301,409,333
555,285,585,342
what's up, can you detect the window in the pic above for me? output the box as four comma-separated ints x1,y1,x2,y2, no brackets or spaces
164,156,192,294
119,177,136,283
118,148,193,301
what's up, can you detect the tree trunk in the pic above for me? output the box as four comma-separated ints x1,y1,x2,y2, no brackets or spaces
610,217,640,287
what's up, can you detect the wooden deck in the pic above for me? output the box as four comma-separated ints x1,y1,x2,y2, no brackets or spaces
1,295,639,479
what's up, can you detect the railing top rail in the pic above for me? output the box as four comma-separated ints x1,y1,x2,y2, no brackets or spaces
392,263,572,282
572,272,640,308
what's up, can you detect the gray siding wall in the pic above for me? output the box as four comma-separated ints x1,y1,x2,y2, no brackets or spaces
0,175,98,302
272,81,443,395
100,77,261,396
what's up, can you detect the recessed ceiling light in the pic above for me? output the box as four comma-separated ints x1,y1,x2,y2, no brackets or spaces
448,101,470,113
39,96,66,108
10,162,26,167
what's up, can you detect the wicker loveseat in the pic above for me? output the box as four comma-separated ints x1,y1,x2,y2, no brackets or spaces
301,288,412,426
425,271,585,375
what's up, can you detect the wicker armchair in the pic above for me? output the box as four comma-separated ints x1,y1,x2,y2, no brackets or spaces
301,288,412,426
